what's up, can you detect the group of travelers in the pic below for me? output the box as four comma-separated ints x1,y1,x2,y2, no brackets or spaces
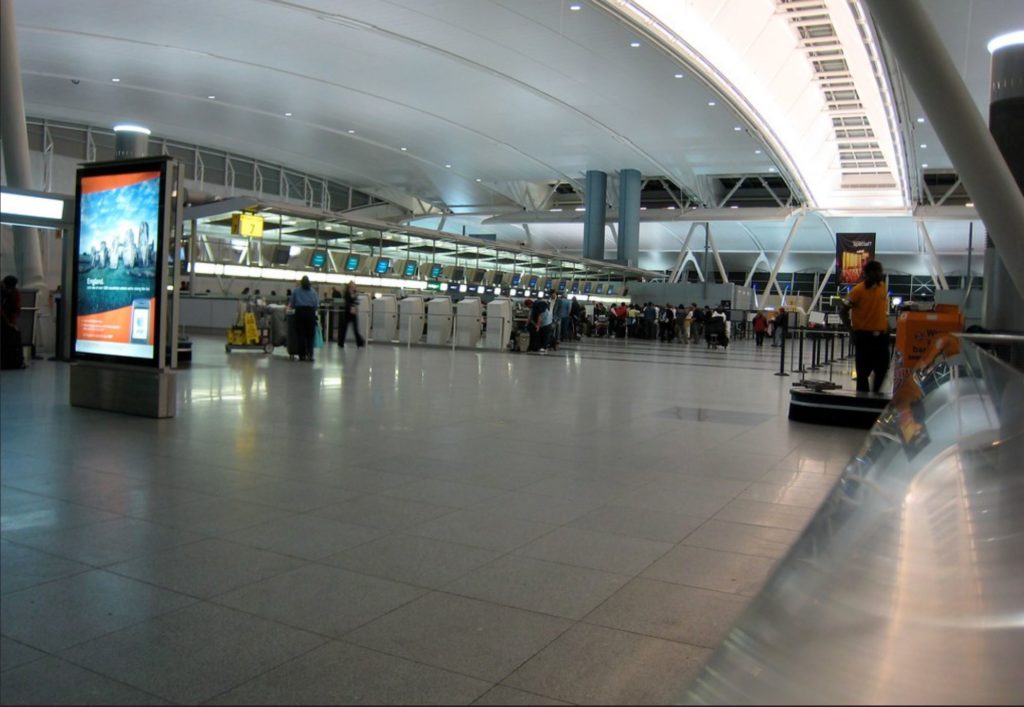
525,293,586,352
585,302,731,346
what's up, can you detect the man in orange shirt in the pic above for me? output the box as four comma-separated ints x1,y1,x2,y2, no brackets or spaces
847,260,890,394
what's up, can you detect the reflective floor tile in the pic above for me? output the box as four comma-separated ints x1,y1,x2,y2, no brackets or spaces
0,635,46,672
10,517,206,568
128,497,290,536
514,526,673,576
215,563,425,637
1,499,119,539
713,498,818,531
311,494,456,531
207,639,490,705
0,656,169,705
469,491,605,525
680,519,801,559
0,569,194,652
107,538,304,598
641,544,778,596
472,685,571,705
381,478,507,508
738,481,832,508
406,509,557,553
345,592,572,682
504,622,712,705
444,555,630,620
567,504,706,544
58,602,325,704
0,540,91,595
223,480,361,512
324,533,501,589
222,514,386,560
585,577,748,648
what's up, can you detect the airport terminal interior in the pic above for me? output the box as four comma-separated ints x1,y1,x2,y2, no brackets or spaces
2,0,1022,704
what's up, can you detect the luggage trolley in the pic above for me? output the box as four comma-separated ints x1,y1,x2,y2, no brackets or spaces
226,300,274,354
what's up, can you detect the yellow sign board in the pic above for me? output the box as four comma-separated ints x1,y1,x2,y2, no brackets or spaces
231,212,264,238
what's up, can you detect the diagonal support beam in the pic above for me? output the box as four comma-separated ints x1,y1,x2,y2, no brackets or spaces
705,223,729,284
744,251,771,288
669,223,700,282
917,221,949,290
809,260,837,311
764,211,806,300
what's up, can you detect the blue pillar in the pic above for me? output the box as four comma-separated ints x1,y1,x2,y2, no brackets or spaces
583,170,607,260
618,168,641,267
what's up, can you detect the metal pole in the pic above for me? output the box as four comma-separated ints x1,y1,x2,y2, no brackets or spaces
864,0,1024,300
774,325,789,377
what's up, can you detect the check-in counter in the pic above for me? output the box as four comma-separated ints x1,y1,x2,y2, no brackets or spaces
180,295,247,332
371,295,399,342
455,298,483,348
485,298,513,350
398,297,426,344
426,297,453,345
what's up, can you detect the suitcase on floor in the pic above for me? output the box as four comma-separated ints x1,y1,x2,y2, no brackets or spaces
270,306,288,346
286,313,301,359
516,330,531,352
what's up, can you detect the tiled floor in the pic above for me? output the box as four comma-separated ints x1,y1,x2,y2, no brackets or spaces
0,334,866,705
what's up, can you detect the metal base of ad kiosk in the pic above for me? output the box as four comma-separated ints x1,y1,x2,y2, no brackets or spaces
70,363,177,418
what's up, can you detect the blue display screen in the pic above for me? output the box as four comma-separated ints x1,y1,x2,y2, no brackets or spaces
430,264,443,278
527,276,538,288
309,251,327,269
403,262,417,277
511,274,522,286
595,284,605,294
606,285,615,295
375,258,390,274
583,282,592,293
557,280,566,292
543,278,553,291
344,255,360,271
570,281,579,293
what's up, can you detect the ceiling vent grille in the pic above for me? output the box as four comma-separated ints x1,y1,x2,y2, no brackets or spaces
777,0,898,184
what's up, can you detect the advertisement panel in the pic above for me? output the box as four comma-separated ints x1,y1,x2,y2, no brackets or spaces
72,159,168,365
836,233,876,285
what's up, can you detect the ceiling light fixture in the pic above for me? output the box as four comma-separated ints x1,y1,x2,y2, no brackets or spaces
922,163,929,169
208,95,216,100
400,147,407,151
113,124,151,135
347,129,355,134
445,164,452,168
111,77,120,82
674,73,684,79
769,167,777,172
733,126,742,131
707,101,716,107
475,178,482,182
987,30,1024,53
285,112,292,117
630,41,641,47
920,144,927,149
569,3,581,10
730,205,739,209
666,206,676,210
916,117,925,123
965,202,975,208
755,149,762,154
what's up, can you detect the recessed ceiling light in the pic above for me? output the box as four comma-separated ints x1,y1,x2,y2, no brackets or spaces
208,95,216,100
113,124,151,135
400,147,408,151
475,178,482,182
569,3,581,10
445,164,452,168
965,202,975,207
347,129,355,134
111,77,120,82
755,149,762,154
987,30,1024,53
916,117,925,123
640,206,647,211
666,206,676,210
674,73,684,79
550,208,563,212
769,167,777,172
733,126,742,131
574,207,586,212
325,225,333,230
285,112,292,117
730,205,739,209
922,163,929,168
707,101,716,107
920,144,927,149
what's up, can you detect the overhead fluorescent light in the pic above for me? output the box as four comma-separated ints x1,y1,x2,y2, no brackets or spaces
988,30,1024,53
0,191,65,221
113,124,151,135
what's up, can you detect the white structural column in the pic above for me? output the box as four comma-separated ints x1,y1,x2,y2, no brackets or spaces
809,260,837,311
744,252,771,288
764,212,806,301
668,222,699,282
1,0,46,290
917,222,949,290
864,0,1024,299
705,223,729,284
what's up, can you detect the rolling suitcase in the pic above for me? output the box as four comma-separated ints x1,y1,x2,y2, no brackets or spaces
286,312,301,360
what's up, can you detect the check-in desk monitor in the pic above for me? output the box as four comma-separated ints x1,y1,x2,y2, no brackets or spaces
510,273,522,287
583,282,593,294
570,280,580,294
398,296,426,344
486,298,514,350
527,275,539,290
373,257,392,275
455,297,483,348
595,283,605,294
402,261,418,278
426,297,453,345
428,263,444,280
490,272,504,287
371,294,399,342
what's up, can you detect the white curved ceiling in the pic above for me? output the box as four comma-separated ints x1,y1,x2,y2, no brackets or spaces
9,0,1019,273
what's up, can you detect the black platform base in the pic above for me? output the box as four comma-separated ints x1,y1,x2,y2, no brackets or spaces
788,386,889,429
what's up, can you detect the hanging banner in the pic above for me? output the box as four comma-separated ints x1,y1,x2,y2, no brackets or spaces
836,233,876,285
72,158,170,365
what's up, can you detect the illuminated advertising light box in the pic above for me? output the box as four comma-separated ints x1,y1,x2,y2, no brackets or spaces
72,158,170,365
309,250,327,269
403,262,417,278
344,254,361,272
429,264,444,278
375,257,391,274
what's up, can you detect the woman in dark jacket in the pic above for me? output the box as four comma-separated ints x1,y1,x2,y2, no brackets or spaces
338,283,365,348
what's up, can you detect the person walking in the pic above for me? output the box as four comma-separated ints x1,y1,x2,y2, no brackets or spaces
752,310,768,347
659,302,675,342
338,282,366,348
1,275,26,370
771,306,786,347
847,260,890,394
289,275,319,362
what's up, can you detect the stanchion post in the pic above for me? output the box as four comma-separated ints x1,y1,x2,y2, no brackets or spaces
797,328,805,378
775,326,789,376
